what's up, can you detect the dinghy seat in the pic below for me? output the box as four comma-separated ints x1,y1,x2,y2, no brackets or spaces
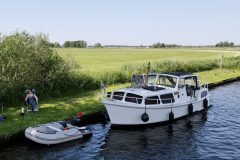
36,126,57,134
47,125,62,132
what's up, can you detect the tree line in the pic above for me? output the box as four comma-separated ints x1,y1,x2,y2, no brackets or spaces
49,41,239,48
151,41,237,48
215,41,235,47
63,40,87,48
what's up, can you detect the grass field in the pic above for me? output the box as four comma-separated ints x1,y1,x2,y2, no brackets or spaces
1,48,240,136
57,48,240,72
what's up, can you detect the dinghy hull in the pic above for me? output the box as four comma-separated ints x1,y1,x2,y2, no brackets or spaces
25,122,91,145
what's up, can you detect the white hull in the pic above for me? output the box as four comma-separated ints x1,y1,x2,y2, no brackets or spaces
101,72,210,126
102,96,210,125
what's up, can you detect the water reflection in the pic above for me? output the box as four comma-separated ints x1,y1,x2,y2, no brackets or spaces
100,112,208,160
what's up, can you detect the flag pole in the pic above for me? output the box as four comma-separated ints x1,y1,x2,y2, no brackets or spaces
100,80,106,98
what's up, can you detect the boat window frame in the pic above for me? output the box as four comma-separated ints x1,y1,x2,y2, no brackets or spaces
146,75,157,85
178,78,185,89
156,75,177,88
184,76,199,90
112,92,125,101
125,93,143,104
145,96,160,105
160,93,175,104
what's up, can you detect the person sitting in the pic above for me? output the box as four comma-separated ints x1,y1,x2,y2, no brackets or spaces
25,89,39,112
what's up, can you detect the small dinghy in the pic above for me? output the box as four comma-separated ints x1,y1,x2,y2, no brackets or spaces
25,121,92,145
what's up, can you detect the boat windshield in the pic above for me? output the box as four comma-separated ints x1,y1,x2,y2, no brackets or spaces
156,75,177,88
147,75,157,85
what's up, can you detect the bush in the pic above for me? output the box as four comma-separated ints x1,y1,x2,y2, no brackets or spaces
0,32,71,104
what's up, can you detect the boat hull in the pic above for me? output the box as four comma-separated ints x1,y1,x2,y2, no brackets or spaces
25,123,91,145
102,96,210,126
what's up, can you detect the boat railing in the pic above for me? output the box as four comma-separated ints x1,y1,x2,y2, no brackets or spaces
106,94,174,105
200,82,208,90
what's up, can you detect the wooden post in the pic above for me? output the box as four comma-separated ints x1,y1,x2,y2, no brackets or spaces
145,62,151,85
220,55,224,69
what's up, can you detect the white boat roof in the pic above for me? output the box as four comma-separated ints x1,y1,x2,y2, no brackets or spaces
148,72,197,78
116,87,175,97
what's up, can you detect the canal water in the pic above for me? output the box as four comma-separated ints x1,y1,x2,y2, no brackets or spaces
1,82,240,160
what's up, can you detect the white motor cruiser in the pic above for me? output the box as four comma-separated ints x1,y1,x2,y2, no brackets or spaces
101,72,209,126
25,121,92,145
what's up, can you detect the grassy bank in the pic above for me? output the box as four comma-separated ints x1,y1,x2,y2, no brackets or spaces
1,69,240,136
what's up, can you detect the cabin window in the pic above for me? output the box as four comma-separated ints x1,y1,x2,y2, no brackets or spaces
156,76,177,88
131,75,145,88
178,78,185,88
185,76,199,89
112,92,124,100
145,96,160,105
185,76,199,96
125,93,143,104
201,91,208,98
147,75,157,85
160,93,175,104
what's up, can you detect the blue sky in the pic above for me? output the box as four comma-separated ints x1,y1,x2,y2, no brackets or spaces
0,0,239,45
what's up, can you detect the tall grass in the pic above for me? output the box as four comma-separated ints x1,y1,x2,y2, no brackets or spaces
121,59,220,73
70,56,240,91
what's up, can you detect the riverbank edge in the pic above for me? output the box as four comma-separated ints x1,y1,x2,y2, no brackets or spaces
1,76,240,146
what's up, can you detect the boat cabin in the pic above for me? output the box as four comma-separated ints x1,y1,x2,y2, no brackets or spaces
107,72,207,106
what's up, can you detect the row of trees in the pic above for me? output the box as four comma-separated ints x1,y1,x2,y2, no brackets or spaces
216,41,235,47
50,41,103,48
63,40,87,48
50,42,61,48
151,41,237,48
49,41,238,48
151,42,179,48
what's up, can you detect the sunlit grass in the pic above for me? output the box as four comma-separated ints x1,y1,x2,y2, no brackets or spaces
0,83,129,136
197,69,240,83
57,48,240,72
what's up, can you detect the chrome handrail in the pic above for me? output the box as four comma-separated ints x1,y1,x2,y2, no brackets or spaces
107,94,174,105
199,81,209,90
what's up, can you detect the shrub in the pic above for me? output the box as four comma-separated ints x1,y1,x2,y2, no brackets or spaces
0,32,70,103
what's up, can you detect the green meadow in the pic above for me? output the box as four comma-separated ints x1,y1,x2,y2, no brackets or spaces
1,47,240,136
57,48,240,72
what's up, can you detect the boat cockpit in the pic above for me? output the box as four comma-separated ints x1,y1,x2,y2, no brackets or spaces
131,73,198,90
